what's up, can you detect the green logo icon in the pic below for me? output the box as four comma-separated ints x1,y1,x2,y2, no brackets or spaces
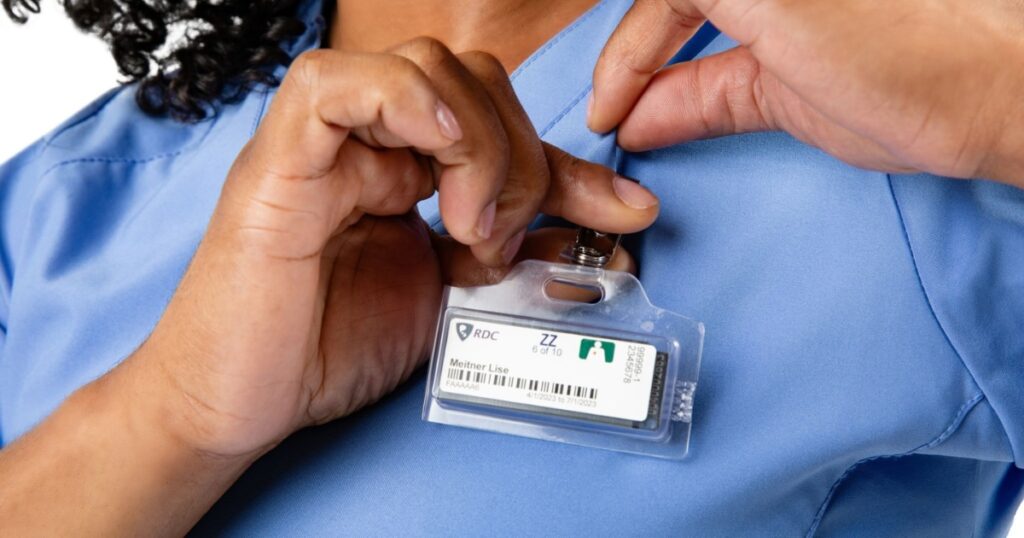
579,339,615,363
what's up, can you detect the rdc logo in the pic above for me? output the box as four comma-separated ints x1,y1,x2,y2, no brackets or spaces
455,322,499,342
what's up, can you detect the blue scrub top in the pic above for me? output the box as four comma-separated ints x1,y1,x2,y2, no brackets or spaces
2,1,1023,535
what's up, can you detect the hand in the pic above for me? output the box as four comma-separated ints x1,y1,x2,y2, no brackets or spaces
125,38,660,459
589,0,1024,186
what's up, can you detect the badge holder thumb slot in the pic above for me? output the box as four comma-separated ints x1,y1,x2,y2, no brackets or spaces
423,259,704,459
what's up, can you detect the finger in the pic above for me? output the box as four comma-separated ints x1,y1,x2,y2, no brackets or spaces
342,141,436,217
541,144,660,233
251,49,460,182
458,50,550,267
434,227,634,288
616,47,921,172
388,37,511,246
589,0,706,133
617,46,773,151
224,138,435,262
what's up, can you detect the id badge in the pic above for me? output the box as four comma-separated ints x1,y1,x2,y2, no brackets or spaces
423,231,704,459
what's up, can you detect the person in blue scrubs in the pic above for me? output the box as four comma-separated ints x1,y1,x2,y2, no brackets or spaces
1,0,1023,535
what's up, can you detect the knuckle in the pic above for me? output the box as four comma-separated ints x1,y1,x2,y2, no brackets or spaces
465,142,512,183
551,150,584,194
746,60,775,130
384,55,428,85
378,178,415,213
687,59,720,136
401,36,456,71
458,50,506,82
525,153,551,188
658,0,705,29
620,41,659,76
489,130,513,164
564,159,585,193
290,49,324,72
287,50,331,95
378,56,430,100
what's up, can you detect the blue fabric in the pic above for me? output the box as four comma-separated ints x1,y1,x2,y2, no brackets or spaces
1,0,1022,535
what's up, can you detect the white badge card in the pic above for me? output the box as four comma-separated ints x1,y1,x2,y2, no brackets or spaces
438,316,665,428
423,260,704,459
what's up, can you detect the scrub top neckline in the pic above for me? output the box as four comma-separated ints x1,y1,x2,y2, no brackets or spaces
260,0,632,138
270,0,720,146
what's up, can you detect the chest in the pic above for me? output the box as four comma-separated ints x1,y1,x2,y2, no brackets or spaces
0,127,981,535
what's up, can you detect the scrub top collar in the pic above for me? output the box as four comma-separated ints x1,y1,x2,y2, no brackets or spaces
505,0,632,140
282,0,328,65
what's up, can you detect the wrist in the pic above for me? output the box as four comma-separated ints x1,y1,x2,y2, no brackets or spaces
0,357,258,535
127,254,305,459
122,342,278,465
2,361,262,535
85,354,262,479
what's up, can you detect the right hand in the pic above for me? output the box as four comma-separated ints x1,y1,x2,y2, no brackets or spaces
589,0,1024,186
120,38,660,460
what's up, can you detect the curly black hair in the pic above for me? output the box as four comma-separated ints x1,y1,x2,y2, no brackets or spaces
2,0,308,121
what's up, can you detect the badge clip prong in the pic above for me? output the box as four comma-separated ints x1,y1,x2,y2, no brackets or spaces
562,227,620,268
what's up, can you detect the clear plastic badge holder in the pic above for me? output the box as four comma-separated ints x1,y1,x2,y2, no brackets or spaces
422,259,704,459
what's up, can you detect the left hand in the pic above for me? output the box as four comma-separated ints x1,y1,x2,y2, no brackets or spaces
0,39,659,538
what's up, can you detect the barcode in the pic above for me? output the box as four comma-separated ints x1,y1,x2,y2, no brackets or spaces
446,368,598,400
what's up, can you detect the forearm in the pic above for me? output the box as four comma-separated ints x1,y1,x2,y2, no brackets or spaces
0,357,256,536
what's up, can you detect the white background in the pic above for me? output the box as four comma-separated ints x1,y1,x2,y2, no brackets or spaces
0,6,119,162
1,5,1022,536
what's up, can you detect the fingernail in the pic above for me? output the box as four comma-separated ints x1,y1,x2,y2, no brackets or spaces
435,100,462,141
501,228,527,265
612,176,658,209
586,92,598,131
476,201,496,239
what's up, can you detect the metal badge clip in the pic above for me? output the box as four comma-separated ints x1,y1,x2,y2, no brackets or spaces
563,227,621,268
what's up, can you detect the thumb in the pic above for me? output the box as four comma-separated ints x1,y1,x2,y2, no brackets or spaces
541,143,660,234
616,46,775,151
